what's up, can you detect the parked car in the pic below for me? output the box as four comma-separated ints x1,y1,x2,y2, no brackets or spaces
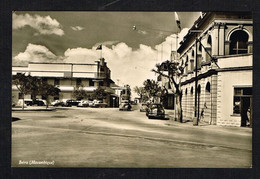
62,99,79,107
146,103,165,119
67,100,80,106
77,100,89,107
140,103,149,112
33,99,47,106
119,102,132,111
93,101,108,108
24,99,33,106
17,99,28,108
51,100,64,106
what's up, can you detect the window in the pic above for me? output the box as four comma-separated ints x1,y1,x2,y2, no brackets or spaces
89,79,94,86
206,82,211,92
76,78,82,87
54,78,60,86
230,30,248,55
233,87,252,114
190,60,194,71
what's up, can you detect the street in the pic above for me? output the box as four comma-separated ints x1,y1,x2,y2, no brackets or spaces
12,105,252,168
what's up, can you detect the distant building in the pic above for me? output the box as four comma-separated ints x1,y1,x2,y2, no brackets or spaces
113,85,131,105
157,60,175,109
12,58,118,107
176,12,252,127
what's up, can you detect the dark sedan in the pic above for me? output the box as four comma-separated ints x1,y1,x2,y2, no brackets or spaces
146,103,165,119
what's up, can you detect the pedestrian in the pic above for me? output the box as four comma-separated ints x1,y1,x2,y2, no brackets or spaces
200,102,207,121
246,108,251,127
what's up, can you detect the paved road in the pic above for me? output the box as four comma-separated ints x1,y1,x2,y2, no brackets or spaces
12,106,252,168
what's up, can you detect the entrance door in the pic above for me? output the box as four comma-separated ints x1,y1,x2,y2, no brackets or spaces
241,97,251,127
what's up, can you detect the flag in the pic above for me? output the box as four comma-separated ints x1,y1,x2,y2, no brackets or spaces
96,44,102,50
175,12,181,31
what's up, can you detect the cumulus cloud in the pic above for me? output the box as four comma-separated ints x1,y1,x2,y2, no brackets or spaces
71,26,84,31
12,27,190,97
13,43,61,65
13,13,64,36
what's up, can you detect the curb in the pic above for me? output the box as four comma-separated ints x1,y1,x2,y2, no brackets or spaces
12,108,56,112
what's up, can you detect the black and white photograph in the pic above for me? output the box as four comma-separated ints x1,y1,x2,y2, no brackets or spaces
11,11,252,168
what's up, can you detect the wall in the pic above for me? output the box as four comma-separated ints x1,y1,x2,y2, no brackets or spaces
217,70,252,126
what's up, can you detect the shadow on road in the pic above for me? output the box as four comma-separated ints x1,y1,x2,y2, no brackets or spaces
12,117,21,122
148,117,169,120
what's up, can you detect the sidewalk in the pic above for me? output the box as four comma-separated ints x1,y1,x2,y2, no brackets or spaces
164,109,252,135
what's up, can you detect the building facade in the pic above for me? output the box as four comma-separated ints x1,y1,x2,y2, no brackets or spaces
12,58,117,107
176,12,252,127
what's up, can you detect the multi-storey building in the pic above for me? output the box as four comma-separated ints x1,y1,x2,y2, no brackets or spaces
12,58,118,107
175,12,252,127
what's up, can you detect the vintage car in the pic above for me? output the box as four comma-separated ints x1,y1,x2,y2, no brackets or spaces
77,100,90,107
119,102,132,111
51,100,64,106
146,103,165,119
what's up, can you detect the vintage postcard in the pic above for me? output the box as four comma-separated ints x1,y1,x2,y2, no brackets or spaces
11,11,252,168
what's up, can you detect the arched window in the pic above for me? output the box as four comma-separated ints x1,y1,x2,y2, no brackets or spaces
192,50,195,57
185,88,188,95
197,85,201,94
205,35,212,62
229,30,249,55
207,35,212,45
206,82,211,92
191,87,193,94
199,44,202,52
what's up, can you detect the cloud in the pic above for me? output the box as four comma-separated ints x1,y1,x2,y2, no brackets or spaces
63,47,98,63
13,43,61,65
71,26,84,31
13,13,64,36
12,28,190,97
137,30,148,35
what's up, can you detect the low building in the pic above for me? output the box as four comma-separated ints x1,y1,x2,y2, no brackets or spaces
175,12,252,127
12,58,117,107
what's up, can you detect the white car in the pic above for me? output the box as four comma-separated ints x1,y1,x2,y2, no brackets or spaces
77,100,90,107
16,99,28,108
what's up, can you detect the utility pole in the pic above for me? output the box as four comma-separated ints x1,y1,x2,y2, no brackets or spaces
193,37,199,126
189,30,203,126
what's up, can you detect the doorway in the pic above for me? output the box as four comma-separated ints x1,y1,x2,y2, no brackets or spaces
241,97,252,127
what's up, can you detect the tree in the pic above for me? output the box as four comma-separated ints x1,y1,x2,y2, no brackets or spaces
142,79,164,103
72,86,88,100
12,73,34,110
92,86,108,101
152,60,185,122
134,86,148,103
37,80,60,108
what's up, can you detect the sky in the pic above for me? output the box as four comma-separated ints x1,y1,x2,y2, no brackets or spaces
12,11,200,97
